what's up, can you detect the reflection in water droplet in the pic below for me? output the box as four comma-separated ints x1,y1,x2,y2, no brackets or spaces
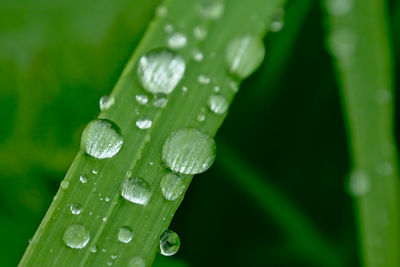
198,0,224,20
118,226,134,243
162,128,216,174
161,173,186,201
128,256,146,267
70,203,82,215
193,26,208,40
348,170,370,197
81,119,123,159
153,93,168,108
100,95,115,111
63,225,90,249
160,230,180,256
121,177,152,205
226,35,265,78
137,49,185,95
136,118,152,130
168,32,187,50
136,94,149,105
208,94,228,115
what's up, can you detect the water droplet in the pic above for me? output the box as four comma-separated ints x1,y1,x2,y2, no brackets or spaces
182,86,188,92
128,256,146,267
102,217,107,222
81,119,123,159
198,0,224,20
105,196,110,202
136,117,152,130
348,170,370,197
60,180,69,190
376,162,394,176
226,35,265,78
137,49,186,95
111,255,117,260
328,29,357,59
160,230,180,256
107,262,112,266
208,95,228,115
70,203,82,215
160,173,186,201
92,169,98,175
270,9,285,32
100,95,115,111
325,0,353,16
213,86,220,92
162,128,216,174
121,177,152,205
136,94,149,105
168,32,187,50
376,88,391,104
153,93,168,108
193,26,208,41
118,226,134,243
197,113,206,122
63,225,90,249
164,24,174,34
193,49,204,62
198,75,210,84
156,6,168,17
79,175,87,184
229,81,239,92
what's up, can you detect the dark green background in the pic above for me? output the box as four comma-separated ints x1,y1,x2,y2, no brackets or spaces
1,0,399,266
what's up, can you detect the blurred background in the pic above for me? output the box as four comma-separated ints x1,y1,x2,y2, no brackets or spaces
1,0,400,266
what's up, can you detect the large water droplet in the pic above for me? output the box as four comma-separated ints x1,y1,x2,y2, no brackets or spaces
128,256,146,267
100,95,115,111
160,230,180,256
198,0,224,20
118,226,134,243
226,35,265,79
136,118,152,130
162,128,216,174
348,170,370,197
168,32,187,50
121,177,152,205
153,93,168,108
63,225,90,249
160,173,186,201
81,119,123,159
325,0,353,16
208,94,228,115
137,49,186,95
70,203,82,215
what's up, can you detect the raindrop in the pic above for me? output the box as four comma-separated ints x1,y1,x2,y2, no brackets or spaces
193,26,208,41
136,94,149,105
60,180,69,190
160,173,186,201
348,170,370,197
118,226,134,243
198,0,224,20
105,196,110,202
100,95,115,111
136,117,152,130
153,93,168,108
325,0,353,16
128,256,146,267
81,119,123,159
156,6,168,17
328,29,357,59
162,128,216,174
270,9,285,32
213,86,220,92
181,86,188,92
70,204,82,215
164,24,174,34
208,94,228,115
226,35,265,78
137,49,186,95
197,113,206,122
63,225,90,249
168,32,187,50
193,49,204,62
198,75,210,84
121,177,152,205
79,175,87,184
160,230,180,256
89,245,97,253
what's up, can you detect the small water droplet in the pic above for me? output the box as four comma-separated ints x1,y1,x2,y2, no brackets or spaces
100,95,115,111
168,32,187,50
226,35,265,78
136,94,149,105
92,169,98,175
136,117,152,130
107,262,112,266
160,230,180,256
81,119,123,159
105,196,110,202
328,29,357,59
348,170,370,197
89,245,97,253
153,93,168,108
376,162,393,176
376,88,391,104
102,217,107,222
160,173,186,201
198,75,210,84
118,226,134,243
193,26,208,40
229,81,239,92
128,256,146,267
156,6,168,17
111,255,117,260
325,0,354,16
164,24,174,34
60,180,69,190
121,177,152,205
270,9,285,32
63,225,90,249
197,113,206,122
182,86,188,92
208,94,228,115
79,175,87,184
198,0,224,20
192,49,204,62
213,86,220,92
70,203,82,215
137,49,185,95
162,128,216,174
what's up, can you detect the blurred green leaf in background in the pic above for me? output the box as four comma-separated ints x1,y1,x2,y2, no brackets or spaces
1,0,400,266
